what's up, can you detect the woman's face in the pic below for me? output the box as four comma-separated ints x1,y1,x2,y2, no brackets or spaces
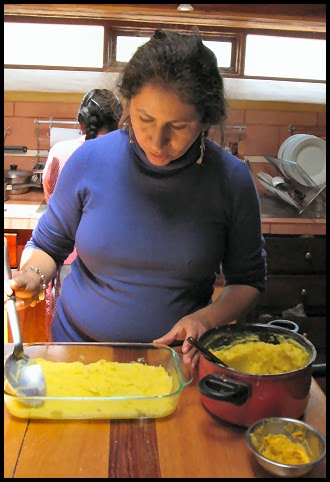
130,84,206,166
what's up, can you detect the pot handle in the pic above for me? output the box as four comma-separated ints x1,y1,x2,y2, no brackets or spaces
266,319,299,333
6,182,43,190
198,373,250,406
312,363,326,378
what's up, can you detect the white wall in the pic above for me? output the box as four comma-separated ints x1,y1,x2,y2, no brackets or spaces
4,68,326,105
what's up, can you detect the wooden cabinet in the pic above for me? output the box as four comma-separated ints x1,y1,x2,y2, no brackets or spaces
4,233,18,267
257,234,326,316
4,228,47,343
4,229,34,268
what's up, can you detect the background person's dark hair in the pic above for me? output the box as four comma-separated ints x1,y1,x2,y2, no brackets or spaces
117,29,227,127
77,89,123,140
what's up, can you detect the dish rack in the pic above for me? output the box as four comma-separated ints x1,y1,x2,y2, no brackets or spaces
262,156,326,215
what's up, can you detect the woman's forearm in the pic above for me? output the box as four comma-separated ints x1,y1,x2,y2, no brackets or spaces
199,284,260,329
20,247,57,284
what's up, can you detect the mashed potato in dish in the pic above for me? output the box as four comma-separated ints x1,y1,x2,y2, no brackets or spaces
35,358,172,397
4,358,175,419
211,336,309,374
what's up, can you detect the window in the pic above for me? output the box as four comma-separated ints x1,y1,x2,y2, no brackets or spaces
244,34,326,82
203,40,232,70
4,22,105,69
4,18,325,83
111,31,238,74
115,36,233,68
116,35,150,62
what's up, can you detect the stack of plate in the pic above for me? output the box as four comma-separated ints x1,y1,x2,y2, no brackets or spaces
278,134,326,187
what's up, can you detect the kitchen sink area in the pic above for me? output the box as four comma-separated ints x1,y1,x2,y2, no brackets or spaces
259,194,326,219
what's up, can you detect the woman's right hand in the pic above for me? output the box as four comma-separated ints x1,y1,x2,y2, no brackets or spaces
4,271,42,310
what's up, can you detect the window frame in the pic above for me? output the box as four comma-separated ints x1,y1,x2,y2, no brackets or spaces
4,16,326,83
108,27,242,76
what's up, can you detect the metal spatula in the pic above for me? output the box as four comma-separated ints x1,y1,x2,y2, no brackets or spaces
4,238,46,403
187,337,228,367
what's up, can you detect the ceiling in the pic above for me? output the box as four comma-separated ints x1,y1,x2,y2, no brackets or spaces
4,4,326,33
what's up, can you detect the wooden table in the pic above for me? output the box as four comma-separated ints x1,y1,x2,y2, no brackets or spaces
4,344,326,478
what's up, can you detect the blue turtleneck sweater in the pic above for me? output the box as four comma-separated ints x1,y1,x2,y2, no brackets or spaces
26,128,266,342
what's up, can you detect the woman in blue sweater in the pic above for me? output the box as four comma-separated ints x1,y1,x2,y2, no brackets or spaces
5,29,266,369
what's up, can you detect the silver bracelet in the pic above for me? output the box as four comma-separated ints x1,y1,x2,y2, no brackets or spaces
21,266,47,306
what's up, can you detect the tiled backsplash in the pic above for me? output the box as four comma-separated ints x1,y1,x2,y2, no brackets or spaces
4,97,326,172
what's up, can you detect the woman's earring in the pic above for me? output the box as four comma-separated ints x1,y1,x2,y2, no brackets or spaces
129,126,134,144
196,130,205,164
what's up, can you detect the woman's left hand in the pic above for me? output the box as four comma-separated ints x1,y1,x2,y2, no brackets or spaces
153,313,210,370
154,285,260,369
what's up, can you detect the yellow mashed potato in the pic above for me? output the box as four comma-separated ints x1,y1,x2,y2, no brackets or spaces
5,358,175,419
211,336,309,374
35,358,172,397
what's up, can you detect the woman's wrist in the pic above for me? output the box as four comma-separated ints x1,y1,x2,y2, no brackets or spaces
21,266,47,307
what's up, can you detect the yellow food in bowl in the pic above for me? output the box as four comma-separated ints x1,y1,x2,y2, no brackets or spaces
211,336,309,374
255,433,310,464
5,358,175,419
250,423,312,465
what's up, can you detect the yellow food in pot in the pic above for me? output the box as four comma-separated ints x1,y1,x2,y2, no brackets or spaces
211,336,309,374
5,358,175,419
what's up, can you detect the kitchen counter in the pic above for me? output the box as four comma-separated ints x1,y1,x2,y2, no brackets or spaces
4,189,46,230
3,186,326,235
4,344,326,478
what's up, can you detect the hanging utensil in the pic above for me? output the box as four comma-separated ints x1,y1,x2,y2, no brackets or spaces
4,146,28,153
4,238,46,404
187,336,228,367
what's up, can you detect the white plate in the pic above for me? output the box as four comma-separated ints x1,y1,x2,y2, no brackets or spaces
277,137,293,175
278,134,305,160
282,134,317,184
289,136,326,186
278,135,307,176
283,134,316,161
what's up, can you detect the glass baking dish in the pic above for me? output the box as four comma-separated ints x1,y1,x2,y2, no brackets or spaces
4,342,193,420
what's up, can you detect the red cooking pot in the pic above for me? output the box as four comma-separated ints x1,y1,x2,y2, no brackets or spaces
197,322,317,427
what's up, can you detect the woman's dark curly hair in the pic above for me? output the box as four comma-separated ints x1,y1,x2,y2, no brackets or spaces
117,29,227,126
77,89,123,140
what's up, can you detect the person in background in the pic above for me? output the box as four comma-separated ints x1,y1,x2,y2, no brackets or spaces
4,29,266,369
43,88,123,201
42,89,123,338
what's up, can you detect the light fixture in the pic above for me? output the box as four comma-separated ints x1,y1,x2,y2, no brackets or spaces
177,4,194,12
